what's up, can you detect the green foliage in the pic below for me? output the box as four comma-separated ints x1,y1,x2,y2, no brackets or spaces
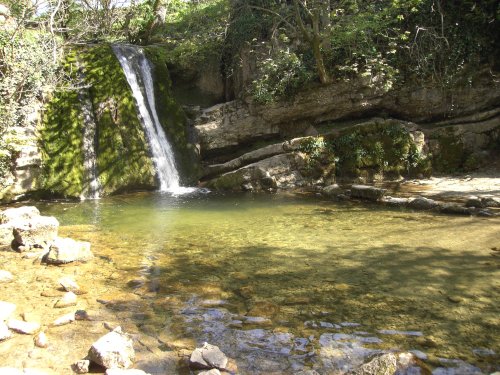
0,26,59,188
158,0,229,70
251,49,314,103
330,122,427,177
432,131,467,173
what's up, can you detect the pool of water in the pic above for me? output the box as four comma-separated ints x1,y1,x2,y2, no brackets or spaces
36,191,499,373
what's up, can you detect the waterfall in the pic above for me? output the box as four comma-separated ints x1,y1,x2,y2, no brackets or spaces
112,44,183,193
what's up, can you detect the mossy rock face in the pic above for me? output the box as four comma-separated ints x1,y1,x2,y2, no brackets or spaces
40,44,199,198
431,129,468,173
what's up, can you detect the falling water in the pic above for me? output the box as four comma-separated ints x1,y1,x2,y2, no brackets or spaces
112,44,182,193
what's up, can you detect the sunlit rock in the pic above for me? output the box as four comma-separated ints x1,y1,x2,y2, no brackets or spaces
88,327,135,369
105,369,152,375
13,216,59,249
72,359,90,374
0,322,12,341
0,301,16,321
34,331,49,348
189,342,228,370
59,277,80,293
407,197,439,210
0,270,13,283
7,319,40,334
54,291,77,308
0,206,40,224
46,237,93,264
52,312,75,326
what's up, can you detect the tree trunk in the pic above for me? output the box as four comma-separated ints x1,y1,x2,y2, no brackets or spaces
312,35,329,84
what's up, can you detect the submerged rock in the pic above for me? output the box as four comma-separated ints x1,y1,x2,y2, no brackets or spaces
13,215,59,249
189,342,229,370
350,185,386,201
7,319,40,334
46,237,93,264
88,327,135,369
0,206,40,224
0,301,16,321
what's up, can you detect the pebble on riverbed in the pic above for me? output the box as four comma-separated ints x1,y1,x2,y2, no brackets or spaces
54,291,77,308
34,331,49,348
52,312,76,326
0,270,14,283
0,322,12,341
7,319,40,334
0,301,16,321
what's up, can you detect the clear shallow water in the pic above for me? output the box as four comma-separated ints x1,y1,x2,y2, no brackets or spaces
37,192,499,373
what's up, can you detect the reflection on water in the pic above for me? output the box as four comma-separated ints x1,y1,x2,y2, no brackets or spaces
38,192,500,374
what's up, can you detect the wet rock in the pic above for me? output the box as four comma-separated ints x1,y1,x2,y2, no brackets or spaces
105,370,151,375
350,185,386,201
34,331,49,348
294,371,320,375
322,184,344,197
13,216,59,249
54,292,77,308
45,237,93,264
189,342,228,370
7,319,40,334
52,312,75,326
0,270,13,283
72,359,90,374
465,196,484,208
350,352,418,375
477,209,495,217
88,327,135,369
0,206,40,224
408,197,439,210
0,301,16,321
0,321,12,341
447,295,464,303
247,301,280,318
481,197,500,207
439,204,472,216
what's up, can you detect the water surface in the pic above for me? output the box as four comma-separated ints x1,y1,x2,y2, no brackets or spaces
37,192,499,373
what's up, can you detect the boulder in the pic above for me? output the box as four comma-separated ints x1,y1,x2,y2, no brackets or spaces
0,223,13,246
408,197,439,210
7,319,40,334
45,237,93,264
0,206,40,224
465,196,484,208
482,197,500,208
88,327,135,369
350,185,387,201
0,322,12,341
322,184,344,197
13,216,59,249
0,270,13,283
189,342,228,370
0,301,16,321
